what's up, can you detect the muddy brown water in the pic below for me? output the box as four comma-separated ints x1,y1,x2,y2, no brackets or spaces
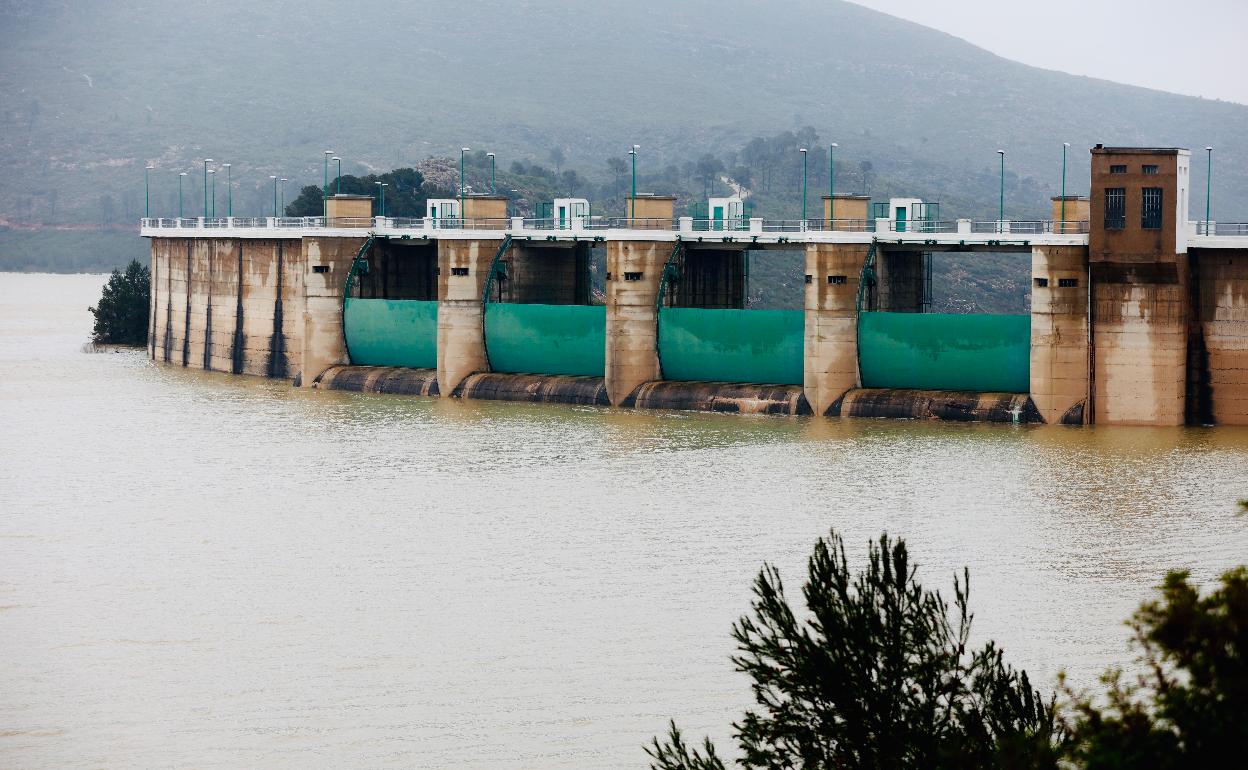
2,273,1246,769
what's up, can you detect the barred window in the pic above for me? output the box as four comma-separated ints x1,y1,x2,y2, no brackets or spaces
1142,165,1159,175
1110,165,1127,174
1105,188,1126,230
1142,188,1163,230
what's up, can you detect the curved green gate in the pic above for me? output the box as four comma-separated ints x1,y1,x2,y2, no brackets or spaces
857,312,1030,392
484,303,606,377
343,298,438,369
658,307,804,385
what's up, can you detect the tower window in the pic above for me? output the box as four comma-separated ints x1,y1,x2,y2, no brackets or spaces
1142,165,1159,175
1105,188,1126,230
1142,188,1163,230
1110,165,1127,174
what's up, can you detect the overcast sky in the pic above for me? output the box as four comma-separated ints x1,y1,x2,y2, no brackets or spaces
851,0,1247,105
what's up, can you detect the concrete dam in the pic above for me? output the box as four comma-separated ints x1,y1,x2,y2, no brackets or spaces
142,146,1248,426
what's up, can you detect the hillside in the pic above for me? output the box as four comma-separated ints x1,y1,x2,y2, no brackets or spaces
1,0,1245,228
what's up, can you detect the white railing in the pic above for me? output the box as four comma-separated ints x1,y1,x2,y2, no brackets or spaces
1196,221,1248,236
137,216,1115,238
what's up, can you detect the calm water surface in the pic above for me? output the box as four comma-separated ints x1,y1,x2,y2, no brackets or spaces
2,273,1246,769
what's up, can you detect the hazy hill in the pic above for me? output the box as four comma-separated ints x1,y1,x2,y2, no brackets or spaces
1,0,1245,227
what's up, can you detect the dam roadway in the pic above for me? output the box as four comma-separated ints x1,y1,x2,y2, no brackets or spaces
140,146,1248,426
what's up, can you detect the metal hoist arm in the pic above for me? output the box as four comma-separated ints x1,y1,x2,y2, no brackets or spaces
654,239,685,313
481,234,513,305
854,241,878,315
342,234,376,304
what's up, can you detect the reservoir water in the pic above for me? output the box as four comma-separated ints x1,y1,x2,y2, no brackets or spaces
2,272,1246,769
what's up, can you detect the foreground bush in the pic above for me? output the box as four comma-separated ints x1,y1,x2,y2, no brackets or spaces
649,530,1061,770
89,259,149,345
1062,566,1248,769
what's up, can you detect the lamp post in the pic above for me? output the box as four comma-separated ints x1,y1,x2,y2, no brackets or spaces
202,159,213,218
269,175,278,217
487,152,496,194
279,178,288,213
375,182,387,217
828,143,838,224
799,147,808,225
628,145,639,222
323,150,333,218
222,163,232,217
459,147,470,220
209,169,216,218
332,157,342,195
997,149,1006,233
1060,143,1070,230
1205,146,1214,234
145,164,153,218
178,172,187,219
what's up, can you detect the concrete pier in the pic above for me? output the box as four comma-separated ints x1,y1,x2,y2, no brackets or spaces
604,240,668,405
804,243,871,416
1030,245,1090,423
436,238,503,396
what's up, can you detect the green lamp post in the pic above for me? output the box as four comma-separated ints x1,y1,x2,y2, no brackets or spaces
1205,146,1214,234
628,145,639,222
145,164,153,218
202,158,213,218
487,152,496,194
178,172,187,219
828,142,838,224
376,181,387,217
799,147,808,225
459,147,470,222
270,175,278,217
209,169,216,217
997,149,1006,233
323,150,333,218
279,178,288,213
222,163,232,217
332,157,342,195
1060,143,1070,229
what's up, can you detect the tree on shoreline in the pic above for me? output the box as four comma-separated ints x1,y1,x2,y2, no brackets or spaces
88,259,149,346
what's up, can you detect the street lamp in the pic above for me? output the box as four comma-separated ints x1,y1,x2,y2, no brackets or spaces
202,159,213,218
178,172,187,219
1205,146,1214,234
375,181,388,217
799,147,808,225
1060,143,1070,229
828,143,838,224
145,164,154,219
279,178,288,213
487,152,496,194
269,175,278,217
628,145,639,222
997,149,1006,233
222,163,232,217
209,169,216,218
332,157,342,195
323,150,333,217
459,147,470,220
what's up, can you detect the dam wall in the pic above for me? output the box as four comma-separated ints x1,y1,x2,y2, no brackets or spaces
142,146,1248,426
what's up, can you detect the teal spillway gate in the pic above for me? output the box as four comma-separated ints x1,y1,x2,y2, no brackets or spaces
343,298,438,369
658,308,804,385
484,303,606,377
857,312,1030,393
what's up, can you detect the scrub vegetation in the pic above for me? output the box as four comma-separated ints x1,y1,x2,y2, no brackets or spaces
649,527,1248,770
88,259,149,346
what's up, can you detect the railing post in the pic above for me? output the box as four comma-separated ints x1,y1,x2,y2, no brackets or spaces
679,216,693,233
875,218,890,234
510,216,524,231
423,216,433,231
749,217,762,235
267,217,277,228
